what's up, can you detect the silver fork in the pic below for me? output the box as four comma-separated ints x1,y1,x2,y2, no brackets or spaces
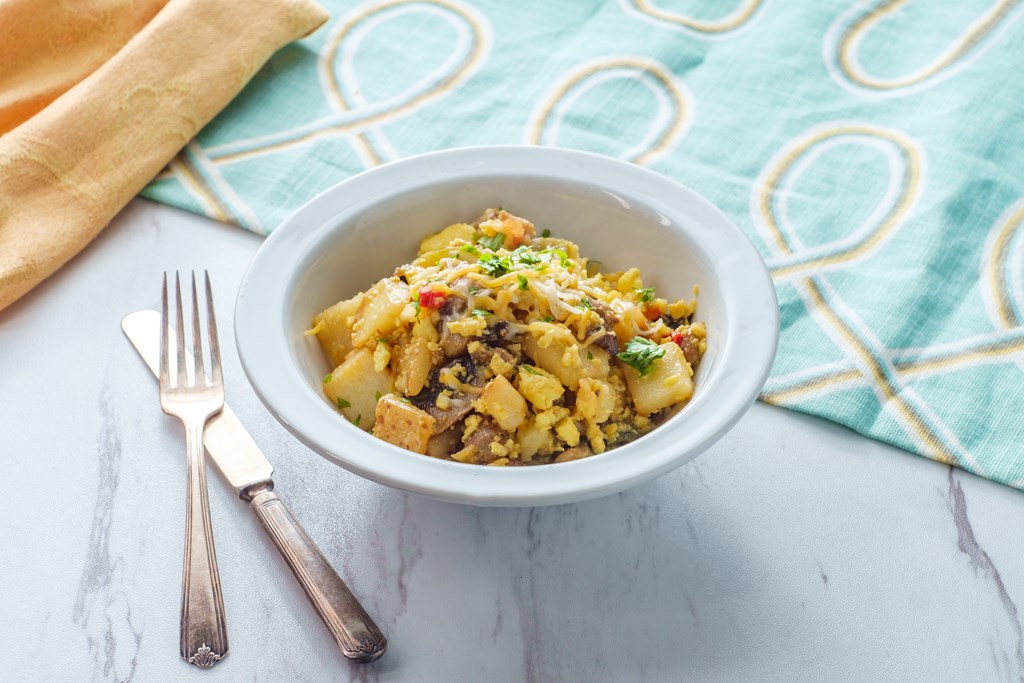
160,271,228,669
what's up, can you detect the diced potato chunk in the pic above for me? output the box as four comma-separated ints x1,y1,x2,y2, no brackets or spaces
323,348,394,430
516,365,563,410
352,279,411,347
372,394,436,454
418,223,475,254
623,343,694,416
517,420,554,461
395,337,433,396
523,335,609,389
475,374,528,432
312,293,365,367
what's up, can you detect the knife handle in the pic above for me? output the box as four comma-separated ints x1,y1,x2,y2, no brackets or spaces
246,485,387,662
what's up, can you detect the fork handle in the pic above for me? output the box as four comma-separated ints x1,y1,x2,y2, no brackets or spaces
246,485,387,662
181,421,229,668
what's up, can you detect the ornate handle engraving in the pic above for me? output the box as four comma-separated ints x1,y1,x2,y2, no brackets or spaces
247,485,386,662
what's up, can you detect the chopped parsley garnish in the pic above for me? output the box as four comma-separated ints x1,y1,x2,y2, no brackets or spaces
479,233,506,251
468,285,482,294
578,298,592,310
521,364,542,375
460,244,479,255
337,397,351,409
323,373,333,384
471,308,491,317
478,253,510,277
616,337,665,376
354,414,361,427
511,246,542,265
541,229,551,238
587,351,594,360
375,391,382,401
517,275,529,290
637,287,656,302
542,315,554,323
413,300,421,317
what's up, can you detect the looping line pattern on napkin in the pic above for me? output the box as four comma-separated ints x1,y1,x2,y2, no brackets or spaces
983,201,1024,332
824,0,1024,95
752,122,923,280
142,0,1024,489
526,56,692,165
619,0,765,36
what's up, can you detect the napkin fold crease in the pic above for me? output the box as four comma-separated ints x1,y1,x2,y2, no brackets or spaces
0,0,329,312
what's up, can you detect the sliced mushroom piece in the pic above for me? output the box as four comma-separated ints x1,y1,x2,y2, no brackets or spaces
422,393,474,434
426,423,465,458
440,330,469,358
462,416,508,464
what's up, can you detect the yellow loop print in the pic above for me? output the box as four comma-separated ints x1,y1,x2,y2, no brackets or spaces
527,57,691,165
753,122,923,280
625,0,763,34
320,0,488,166
201,0,491,168
983,200,1024,329
830,0,1022,92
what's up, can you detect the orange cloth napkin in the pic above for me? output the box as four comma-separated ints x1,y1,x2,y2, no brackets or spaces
0,0,328,312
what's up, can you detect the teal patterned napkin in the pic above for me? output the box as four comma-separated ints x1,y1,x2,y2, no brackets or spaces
143,0,1024,488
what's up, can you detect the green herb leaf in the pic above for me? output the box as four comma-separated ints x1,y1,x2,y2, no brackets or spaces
542,315,554,323
517,275,529,290
511,246,542,265
541,229,551,238
578,298,592,310
468,285,482,294
471,308,491,317
587,351,594,360
337,397,351,409
375,391,382,401
521,364,542,375
413,300,421,317
616,337,665,376
479,233,506,251
354,414,362,427
478,253,510,277
461,244,479,255
637,287,655,302
323,373,333,384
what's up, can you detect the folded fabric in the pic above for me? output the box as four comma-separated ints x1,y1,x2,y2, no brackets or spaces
0,0,328,311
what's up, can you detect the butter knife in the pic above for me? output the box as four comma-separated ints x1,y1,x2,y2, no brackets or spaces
122,310,387,663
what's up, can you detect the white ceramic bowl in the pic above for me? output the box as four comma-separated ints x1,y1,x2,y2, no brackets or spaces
235,146,778,506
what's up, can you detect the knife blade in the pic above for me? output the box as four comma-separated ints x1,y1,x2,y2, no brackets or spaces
122,310,274,496
121,309,386,663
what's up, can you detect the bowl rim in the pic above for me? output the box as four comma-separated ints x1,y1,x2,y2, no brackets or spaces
235,145,778,506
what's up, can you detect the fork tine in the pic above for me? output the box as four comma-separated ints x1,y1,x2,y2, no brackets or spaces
191,272,205,387
205,271,223,386
175,272,187,387
160,273,170,386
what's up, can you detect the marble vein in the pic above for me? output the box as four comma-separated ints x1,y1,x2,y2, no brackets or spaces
72,381,142,683
947,467,1024,682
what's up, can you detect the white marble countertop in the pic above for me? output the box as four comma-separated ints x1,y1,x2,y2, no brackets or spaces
4,200,1024,682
